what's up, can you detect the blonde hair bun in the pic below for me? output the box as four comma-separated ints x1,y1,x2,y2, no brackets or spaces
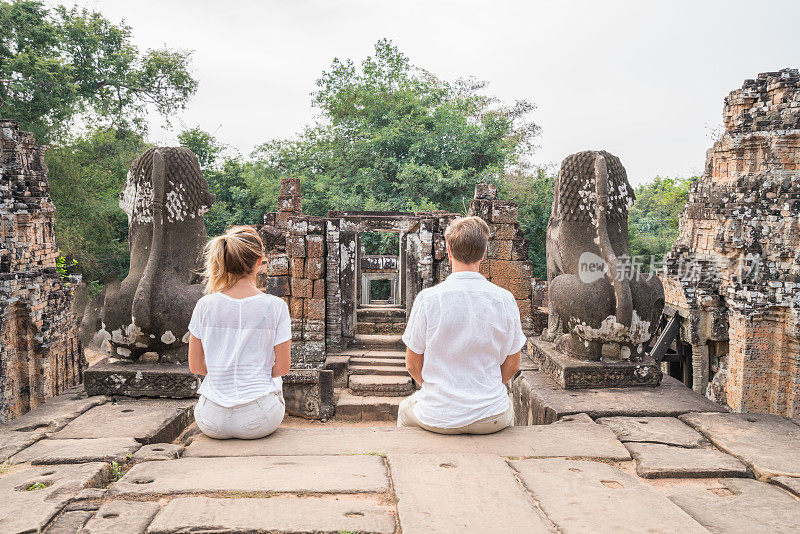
203,225,264,293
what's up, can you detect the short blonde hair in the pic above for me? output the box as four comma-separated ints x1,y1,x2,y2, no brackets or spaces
444,216,490,264
202,225,264,293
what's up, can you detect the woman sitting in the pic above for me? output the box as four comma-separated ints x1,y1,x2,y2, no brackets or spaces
188,225,291,439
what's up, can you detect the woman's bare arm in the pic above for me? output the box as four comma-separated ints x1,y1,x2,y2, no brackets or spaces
188,335,207,376
272,340,291,377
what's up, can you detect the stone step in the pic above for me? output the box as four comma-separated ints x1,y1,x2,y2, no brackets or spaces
349,334,405,350
335,390,403,422
349,375,414,397
364,349,406,358
350,357,405,367
357,306,406,321
356,322,406,335
349,365,409,376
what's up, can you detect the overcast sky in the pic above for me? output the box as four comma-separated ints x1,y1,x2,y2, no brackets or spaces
55,0,800,184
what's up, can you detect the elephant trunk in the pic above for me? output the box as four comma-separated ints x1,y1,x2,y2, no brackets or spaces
131,149,166,334
594,154,633,328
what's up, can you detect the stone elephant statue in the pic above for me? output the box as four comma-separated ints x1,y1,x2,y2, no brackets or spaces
543,150,664,361
99,147,215,362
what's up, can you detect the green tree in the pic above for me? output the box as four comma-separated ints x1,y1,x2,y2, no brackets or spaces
46,128,150,285
500,168,554,279
0,0,196,142
628,176,696,266
250,39,539,217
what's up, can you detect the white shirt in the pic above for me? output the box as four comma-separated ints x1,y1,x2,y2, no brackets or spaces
188,292,291,407
402,271,527,428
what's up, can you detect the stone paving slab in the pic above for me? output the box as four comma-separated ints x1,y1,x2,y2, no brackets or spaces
389,453,552,533
83,500,161,534
54,399,194,444
771,476,800,498
0,388,108,433
0,462,108,533
184,418,631,460
132,443,183,462
665,478,800,533
597,416,706,447
512,458,707,533
0,430,45,463
109,456,389,496
11,437,141,464
625,442,748,478
146,496,396,534
680,412,800,480
513,371,724,425
46,509,94,533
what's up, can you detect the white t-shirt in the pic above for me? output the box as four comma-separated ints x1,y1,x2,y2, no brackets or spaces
402,271,527,428
188,292,291,407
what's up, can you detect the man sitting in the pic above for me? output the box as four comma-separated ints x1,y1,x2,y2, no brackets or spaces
397,216,525,434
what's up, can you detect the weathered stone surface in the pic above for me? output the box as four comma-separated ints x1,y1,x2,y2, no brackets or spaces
625,442,747,478
771,476,800,498
513,370,724,425
0,462,108,533
530,339,662,389
132,443,183,462
54,399,194,444
0,122,84,424
513,458,706,533
680,412,800,480
597,416,706,447
335,390,401,422
46,510,93,534
82,500,160,534
349,374,414,396
0,388,107,433
147,496,395,534
0,430,45,462
11,437,140,464
109,456,389,496
84,358,200,398
185,418,630,460
389,454,550,533
282,369,335,419
665,478,800,534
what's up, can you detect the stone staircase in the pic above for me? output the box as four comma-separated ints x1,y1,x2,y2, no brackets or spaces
355,306,406,335
331,311,417,422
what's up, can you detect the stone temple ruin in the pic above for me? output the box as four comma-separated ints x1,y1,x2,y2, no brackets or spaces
663,69,800,417
0,121,83,422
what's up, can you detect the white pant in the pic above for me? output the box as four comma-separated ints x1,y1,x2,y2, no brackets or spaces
397,393,515,435
194,391,285,440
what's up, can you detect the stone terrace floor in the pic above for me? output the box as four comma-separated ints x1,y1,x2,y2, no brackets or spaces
0,387,799,533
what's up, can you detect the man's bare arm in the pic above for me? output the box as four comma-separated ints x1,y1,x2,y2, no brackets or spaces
405,347,424,384
500,351,521,383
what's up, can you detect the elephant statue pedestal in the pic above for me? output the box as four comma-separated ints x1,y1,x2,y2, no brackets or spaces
535,150,664,389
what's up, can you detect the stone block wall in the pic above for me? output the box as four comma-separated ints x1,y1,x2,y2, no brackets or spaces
663,69,800,416
259,177,536,367
469,182,535,335
0,120,82,422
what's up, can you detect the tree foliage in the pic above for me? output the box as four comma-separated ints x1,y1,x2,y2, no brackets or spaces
628,176,696,263
46,128,150,286
0,0,196,142
249,39,540,217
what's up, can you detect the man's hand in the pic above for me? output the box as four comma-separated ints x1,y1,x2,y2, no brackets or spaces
405,347,424,385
